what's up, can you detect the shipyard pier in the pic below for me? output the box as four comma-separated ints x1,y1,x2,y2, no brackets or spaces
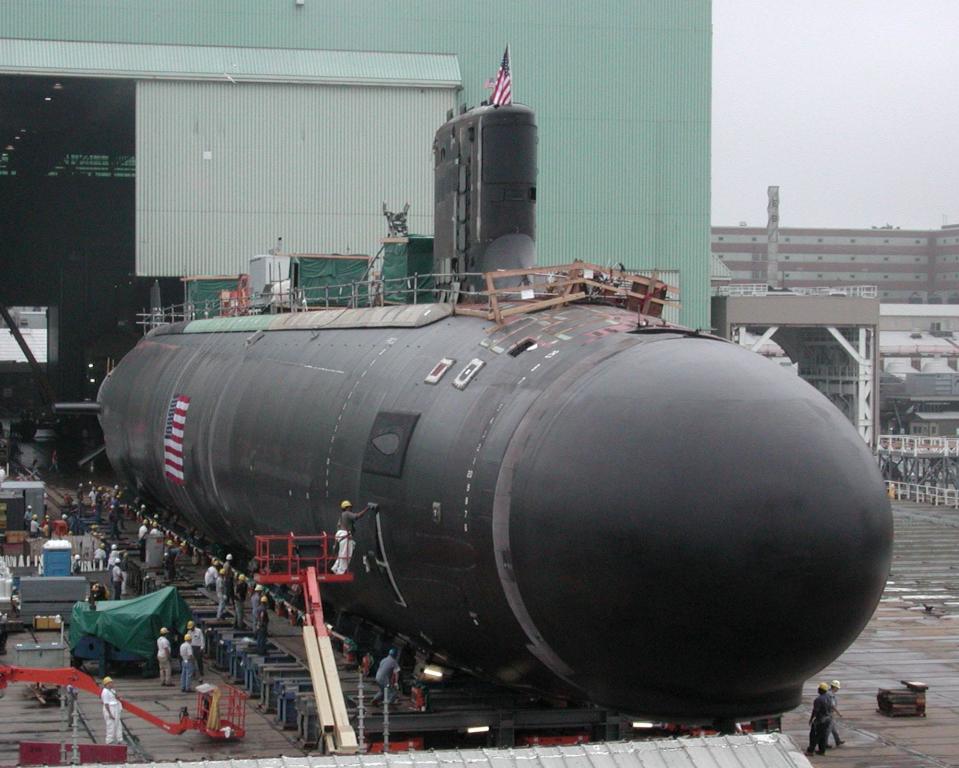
4,1,948,765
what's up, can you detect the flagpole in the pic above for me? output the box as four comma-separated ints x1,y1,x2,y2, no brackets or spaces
506,44,512,101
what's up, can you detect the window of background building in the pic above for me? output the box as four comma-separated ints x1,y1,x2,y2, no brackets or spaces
817,256,823,260
718,236,724,241
817,238,823,242
751,237,757,242
850,239,856,243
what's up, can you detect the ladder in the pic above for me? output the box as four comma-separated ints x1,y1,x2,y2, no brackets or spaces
254,533,358,753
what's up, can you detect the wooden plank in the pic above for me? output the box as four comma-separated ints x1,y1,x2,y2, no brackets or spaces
580,279,678,306
498,292,587,320
485,272,503,326
452,306,493,319
379,237,409,244
317,635,358,753
302,627,336,736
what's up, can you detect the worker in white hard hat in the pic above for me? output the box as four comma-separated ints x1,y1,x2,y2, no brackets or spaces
156,628,173,686
100,676,123,744
72,554,82,576
187,620,205,681
828,680,844,747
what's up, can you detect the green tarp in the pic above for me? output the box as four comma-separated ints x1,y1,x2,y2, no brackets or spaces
293,256,370,307
186,278,238,317
69,587,193,660
382,236,435,303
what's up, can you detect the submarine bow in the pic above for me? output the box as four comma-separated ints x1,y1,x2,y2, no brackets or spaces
99,304,892,720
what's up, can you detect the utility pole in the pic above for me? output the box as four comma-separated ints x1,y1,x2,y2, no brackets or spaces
767,186,781,289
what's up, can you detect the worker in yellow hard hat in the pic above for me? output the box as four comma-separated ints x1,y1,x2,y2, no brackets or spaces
256,595,270,654
339,499,376,538
100,676,122,744
157,628,172,686
179,633,195,692
807,683,833,756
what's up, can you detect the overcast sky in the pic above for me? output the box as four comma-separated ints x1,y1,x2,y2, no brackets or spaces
712,0,959,230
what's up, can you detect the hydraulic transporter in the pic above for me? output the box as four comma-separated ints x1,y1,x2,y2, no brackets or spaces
97,104,892,721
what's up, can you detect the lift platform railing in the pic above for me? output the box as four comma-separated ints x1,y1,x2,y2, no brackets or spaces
254,533,355,585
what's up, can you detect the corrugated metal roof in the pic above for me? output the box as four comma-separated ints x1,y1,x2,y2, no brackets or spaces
0,38,461,87
85,736,812,768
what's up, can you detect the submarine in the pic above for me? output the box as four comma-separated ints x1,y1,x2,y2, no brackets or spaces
98,104,893,721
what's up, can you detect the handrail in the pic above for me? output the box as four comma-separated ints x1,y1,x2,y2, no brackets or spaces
877,435,959,457
885,480,959,508
717,284,878,298
136,262,678,332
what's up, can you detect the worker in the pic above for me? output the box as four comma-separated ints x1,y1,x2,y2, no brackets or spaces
338,500,374,537
223,557,235,613
187,620,205,681
179,633,195,692
251,583,264,621
23,504,32,529
215,568,227,619
107,543,120,569
234,574,249,628
156,627,173,686
371,648,400,705
828,680,844,746
164,540,179,582
255,596,270,655
806,682,833,756
332,520,354,574
100,677,123,745
137,519,148,560
204,560,218,590
29,515,39,538
72,554,82,575
93,541,107,570
111,559,123,600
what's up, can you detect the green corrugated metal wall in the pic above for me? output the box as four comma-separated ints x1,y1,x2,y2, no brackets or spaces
3,0,711,327
136,80,455,276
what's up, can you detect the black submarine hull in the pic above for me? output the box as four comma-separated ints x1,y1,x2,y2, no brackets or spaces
99,303,892,720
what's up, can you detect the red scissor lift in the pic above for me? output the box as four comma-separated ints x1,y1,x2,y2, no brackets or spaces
254,532,358,753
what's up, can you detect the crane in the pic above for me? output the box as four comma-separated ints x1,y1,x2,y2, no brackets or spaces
0,664,247,740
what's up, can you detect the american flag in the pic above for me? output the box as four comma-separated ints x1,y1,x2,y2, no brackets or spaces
163,394,190,485
490,46,512,107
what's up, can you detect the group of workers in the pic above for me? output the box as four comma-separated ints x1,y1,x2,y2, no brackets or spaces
807,680,844,755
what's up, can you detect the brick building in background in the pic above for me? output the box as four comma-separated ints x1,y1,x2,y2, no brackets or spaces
712,224,959,303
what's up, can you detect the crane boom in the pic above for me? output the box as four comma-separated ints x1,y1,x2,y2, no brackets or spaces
0,664,243,738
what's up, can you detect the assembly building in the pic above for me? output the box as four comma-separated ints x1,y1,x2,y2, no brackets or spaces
0,0,712,405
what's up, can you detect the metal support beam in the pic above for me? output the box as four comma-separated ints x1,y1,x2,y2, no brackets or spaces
749,326,779,353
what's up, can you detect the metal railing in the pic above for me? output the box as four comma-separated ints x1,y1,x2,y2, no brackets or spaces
886,480,959,508
137,264,677,332
877,435,959,457
717,284,878,298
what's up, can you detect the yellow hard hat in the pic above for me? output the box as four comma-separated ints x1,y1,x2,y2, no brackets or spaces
830,680,841,690
340,500,352,510
218,568,224,574
166,540,173,546
260,596,268,603
160,627,168,634
186,621,195,629
238,574,246,581
102,676,113,686
818,682,829,692
184,633,192,641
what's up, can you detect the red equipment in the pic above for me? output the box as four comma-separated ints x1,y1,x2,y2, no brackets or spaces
0,665,247,740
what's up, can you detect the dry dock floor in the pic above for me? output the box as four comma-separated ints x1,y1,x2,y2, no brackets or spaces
783,500,959,767
0,499,958,764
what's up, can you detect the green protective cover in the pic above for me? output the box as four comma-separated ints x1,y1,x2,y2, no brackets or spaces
186,279,238,317
382,236,434,304
69,586,193,659
294,256,370,307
